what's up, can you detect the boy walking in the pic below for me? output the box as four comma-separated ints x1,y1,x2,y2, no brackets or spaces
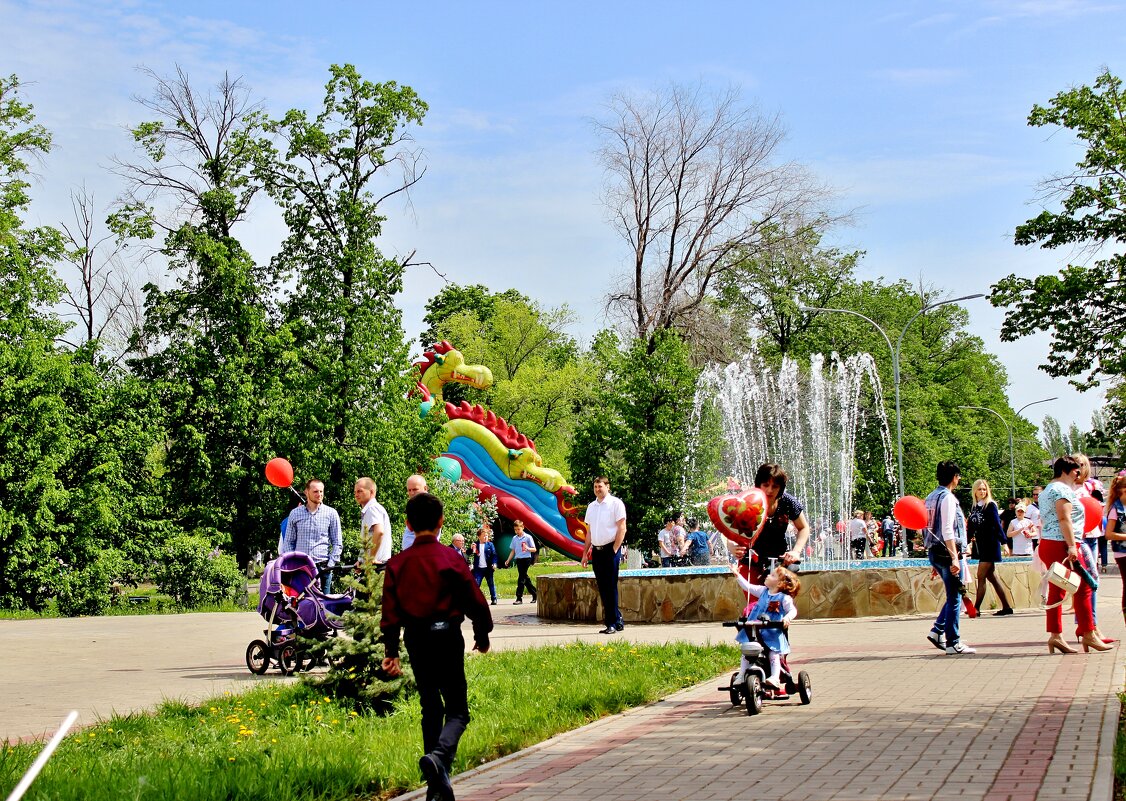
381,493,493,801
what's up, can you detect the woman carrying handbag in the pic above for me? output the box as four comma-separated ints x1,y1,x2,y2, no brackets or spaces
1040,455,1110,654
1106,473,1126,625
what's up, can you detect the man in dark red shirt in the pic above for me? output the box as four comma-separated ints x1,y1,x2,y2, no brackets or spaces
381,492,492,801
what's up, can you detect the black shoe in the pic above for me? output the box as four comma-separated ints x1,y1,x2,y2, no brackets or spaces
614,622,624,631
490,598,497,605
419,753,454,801
993,608,1014,616
599,626,617,634
531,593,537,602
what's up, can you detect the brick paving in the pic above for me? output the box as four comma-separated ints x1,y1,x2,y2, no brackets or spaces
4,572,1124,800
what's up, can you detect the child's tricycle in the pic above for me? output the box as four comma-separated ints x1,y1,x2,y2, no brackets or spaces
719,617,812,715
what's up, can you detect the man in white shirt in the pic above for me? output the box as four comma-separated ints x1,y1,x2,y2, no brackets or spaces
354,477,392,566
581,476,627,635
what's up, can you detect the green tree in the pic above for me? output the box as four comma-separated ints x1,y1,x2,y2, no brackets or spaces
796,279,1047,498
717,220,863,360
259,65,439,514
419,283,529,350
992,68,1126,391
433,293,595,471
117,68,291,568
0,75,73,608
570,330,699,554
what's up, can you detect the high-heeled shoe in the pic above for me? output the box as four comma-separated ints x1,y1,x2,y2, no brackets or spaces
1048,634,1078,654
1081,632,1113,652
1093,626,1117,644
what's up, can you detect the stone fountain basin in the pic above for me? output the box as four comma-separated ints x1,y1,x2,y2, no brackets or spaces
536,559,1040,622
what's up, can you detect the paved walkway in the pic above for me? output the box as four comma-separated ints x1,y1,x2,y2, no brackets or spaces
4,575,1125,800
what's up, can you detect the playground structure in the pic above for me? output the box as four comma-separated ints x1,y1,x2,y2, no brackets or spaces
414,341,588,559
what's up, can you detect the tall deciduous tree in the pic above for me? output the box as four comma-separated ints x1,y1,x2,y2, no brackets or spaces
596,83,828,350
992,68,1126,391
717,219,862,360
118,67,289,568
569,330,699,553
260,65,438,513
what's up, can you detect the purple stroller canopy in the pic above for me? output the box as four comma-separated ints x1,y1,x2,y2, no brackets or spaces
257,552,345,635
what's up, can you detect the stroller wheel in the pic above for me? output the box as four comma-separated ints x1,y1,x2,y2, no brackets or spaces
245,640,270,675
278,644,299,675
797,671,812,705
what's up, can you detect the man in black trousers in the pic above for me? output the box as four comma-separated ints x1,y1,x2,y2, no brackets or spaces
381,493,493,801
581,476,628,634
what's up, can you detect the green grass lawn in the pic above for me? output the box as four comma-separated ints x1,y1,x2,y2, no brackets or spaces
487,561,586,598
1,641,737,801
0,587,260,620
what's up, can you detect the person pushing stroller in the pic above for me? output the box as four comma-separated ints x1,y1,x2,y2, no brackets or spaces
729,562,800,690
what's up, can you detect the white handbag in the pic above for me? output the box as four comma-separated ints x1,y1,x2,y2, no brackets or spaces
1046,560,1081,595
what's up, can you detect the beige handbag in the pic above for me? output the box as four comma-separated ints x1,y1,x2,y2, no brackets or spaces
1045,560,1081,610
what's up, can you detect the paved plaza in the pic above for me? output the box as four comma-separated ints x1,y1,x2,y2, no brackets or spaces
4,573,1125,800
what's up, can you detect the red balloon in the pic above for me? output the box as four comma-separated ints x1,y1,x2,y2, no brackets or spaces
893,495,928,530
1080,495,1104,533
265,457,294,488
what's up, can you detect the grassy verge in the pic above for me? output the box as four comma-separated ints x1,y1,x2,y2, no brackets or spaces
1,641,736,801
0,588,259,620
487,562,585,598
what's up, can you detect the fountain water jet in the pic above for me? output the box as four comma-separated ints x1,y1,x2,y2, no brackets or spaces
684,349,896,568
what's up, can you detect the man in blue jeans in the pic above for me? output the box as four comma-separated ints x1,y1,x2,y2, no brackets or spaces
924,461,976,655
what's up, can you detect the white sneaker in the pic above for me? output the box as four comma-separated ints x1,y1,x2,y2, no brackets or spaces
946,642,976,655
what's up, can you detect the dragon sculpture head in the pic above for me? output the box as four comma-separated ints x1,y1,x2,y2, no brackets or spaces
413,341,493,403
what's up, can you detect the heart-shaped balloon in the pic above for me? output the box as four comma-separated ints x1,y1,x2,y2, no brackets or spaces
707,487,769,546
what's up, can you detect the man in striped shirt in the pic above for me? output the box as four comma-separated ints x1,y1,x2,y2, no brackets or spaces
281,478,343,593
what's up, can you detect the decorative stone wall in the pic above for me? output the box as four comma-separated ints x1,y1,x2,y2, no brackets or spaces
536,562,1043,622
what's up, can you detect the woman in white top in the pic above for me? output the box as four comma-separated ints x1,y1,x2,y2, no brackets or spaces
1007,504,1034,556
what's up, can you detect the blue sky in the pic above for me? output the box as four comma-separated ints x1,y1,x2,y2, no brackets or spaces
5,0,1125,432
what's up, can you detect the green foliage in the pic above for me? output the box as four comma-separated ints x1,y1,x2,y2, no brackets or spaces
429,474,497,542
717,220,863,359
0,643,737,801
260,64,440,513
992,68,1126,391
311,565,412,709
570,330,700,553
419,283,530,351
152,534,245,608
54,548,129,617
430,288,595,471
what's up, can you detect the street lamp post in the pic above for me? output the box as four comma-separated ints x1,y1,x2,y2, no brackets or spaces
957,397,1056,498
802,293,984,497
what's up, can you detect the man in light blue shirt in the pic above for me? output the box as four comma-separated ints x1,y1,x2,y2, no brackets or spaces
400,473,428,550
281,478,343,593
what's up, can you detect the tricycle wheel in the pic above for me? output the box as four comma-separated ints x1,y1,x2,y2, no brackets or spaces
798,671,812,705
245,640,270,675
745,675,763,716
728,672,742,706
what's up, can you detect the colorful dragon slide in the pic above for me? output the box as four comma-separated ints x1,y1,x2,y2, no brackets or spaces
414,342,589,559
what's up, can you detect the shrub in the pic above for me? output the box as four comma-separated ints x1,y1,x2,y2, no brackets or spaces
152,533,245,608
55,549,130,617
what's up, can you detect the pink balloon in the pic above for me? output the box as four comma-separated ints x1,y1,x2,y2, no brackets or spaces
893,495,928,530
264,457,294,489
1080,495,1104,533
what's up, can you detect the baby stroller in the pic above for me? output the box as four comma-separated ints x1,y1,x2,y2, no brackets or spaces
245,551,353,675
720,617,812,714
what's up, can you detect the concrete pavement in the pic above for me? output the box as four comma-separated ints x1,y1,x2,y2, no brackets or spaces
4,575,1125,800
